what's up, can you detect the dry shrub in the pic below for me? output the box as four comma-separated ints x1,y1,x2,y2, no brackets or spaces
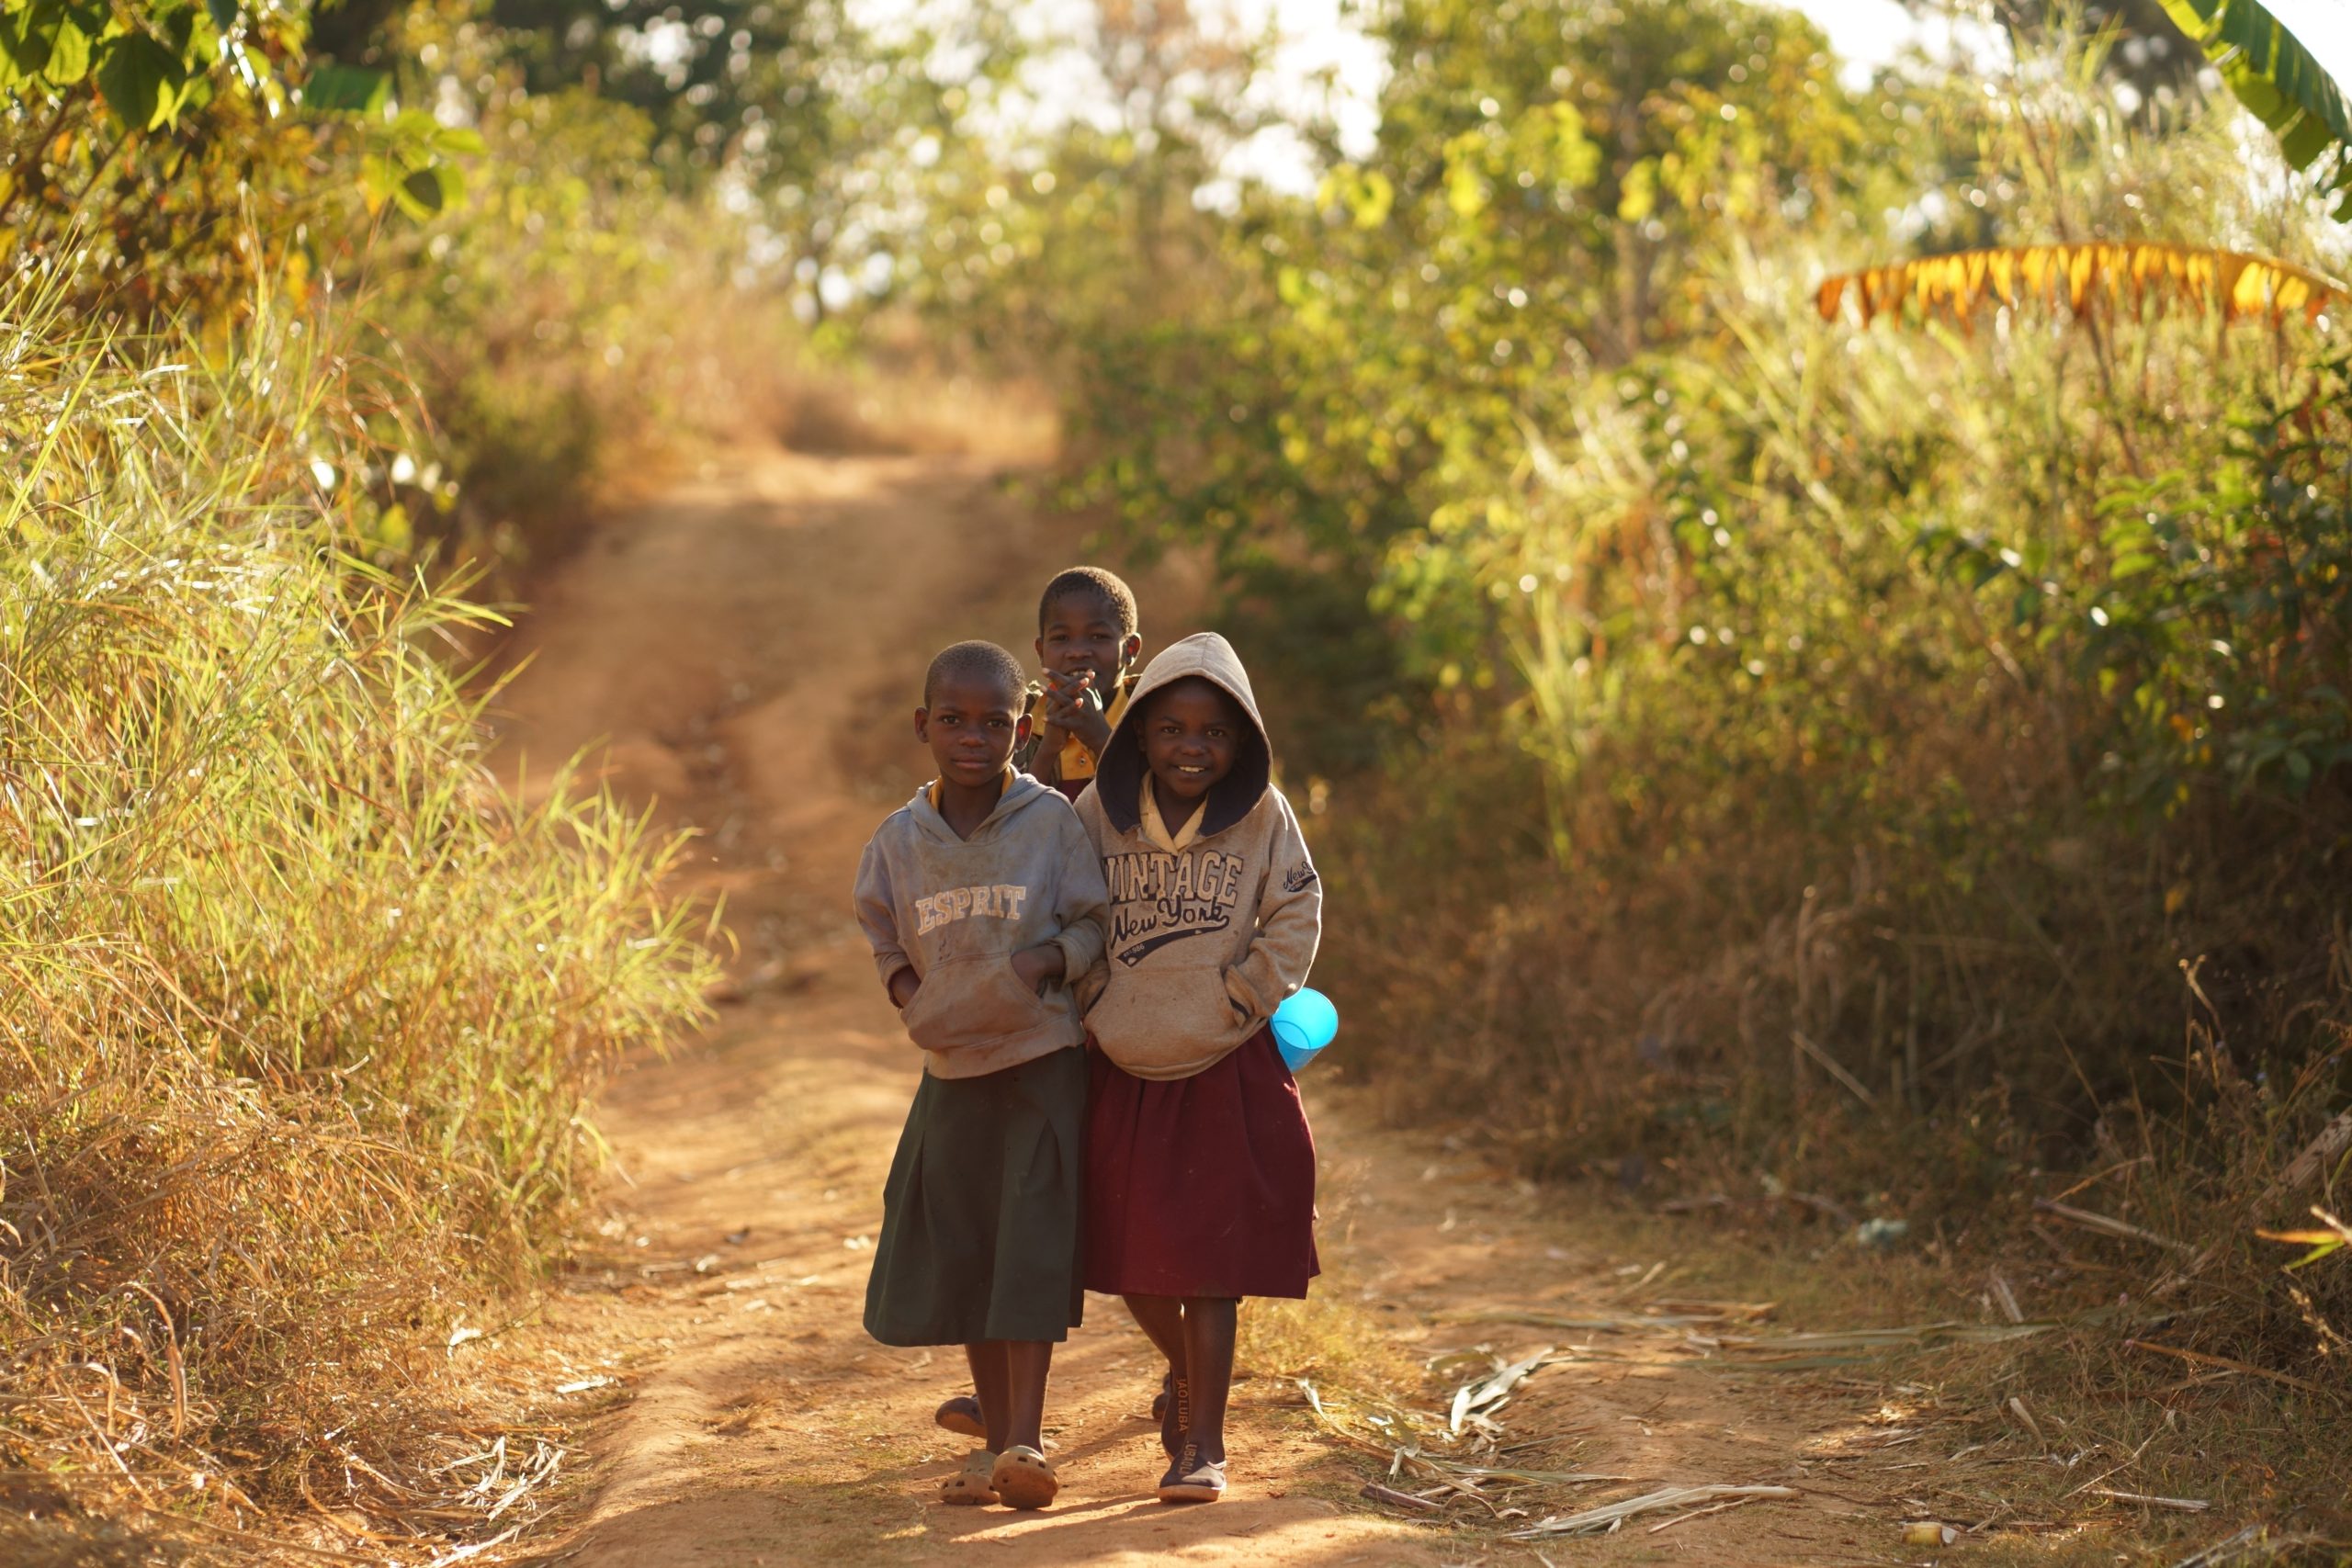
1319,722,2352,1526
1305,248,2352,1425
0,266,713,1550
352,90,817,575
358,134,1053,593
1322,703,2352,1355
1340,767,2352,1547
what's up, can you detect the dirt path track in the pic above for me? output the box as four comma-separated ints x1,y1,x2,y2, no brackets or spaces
488,446,1952,1566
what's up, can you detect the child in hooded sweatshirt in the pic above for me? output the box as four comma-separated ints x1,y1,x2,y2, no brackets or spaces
853,639,1110,1512
1072,632,1323,1505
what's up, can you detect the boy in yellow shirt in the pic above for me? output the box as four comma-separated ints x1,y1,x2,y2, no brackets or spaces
1019,567,1144,801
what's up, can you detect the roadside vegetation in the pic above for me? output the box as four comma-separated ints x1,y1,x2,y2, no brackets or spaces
0,7,742,1561
885,0,2352,1546
0,272,717,1556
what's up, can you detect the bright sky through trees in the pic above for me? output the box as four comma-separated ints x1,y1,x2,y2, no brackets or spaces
1199,0,2352,193
1800,0,2352,89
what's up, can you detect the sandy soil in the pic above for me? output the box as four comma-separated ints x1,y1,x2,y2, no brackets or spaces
482,446,1984,1566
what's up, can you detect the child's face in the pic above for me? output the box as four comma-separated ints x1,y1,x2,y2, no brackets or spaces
1036,591,1142,692
915,673,1028,790
1139,679,1242,805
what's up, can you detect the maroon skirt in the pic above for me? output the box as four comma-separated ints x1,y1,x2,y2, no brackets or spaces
1083,1026,1320,1299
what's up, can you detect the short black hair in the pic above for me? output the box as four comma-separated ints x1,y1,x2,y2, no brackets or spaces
922,640,1027,707
1037,566,1138,637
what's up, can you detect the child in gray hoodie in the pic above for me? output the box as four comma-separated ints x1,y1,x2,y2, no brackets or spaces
852,639,1109,1512
1072,632,1323,1506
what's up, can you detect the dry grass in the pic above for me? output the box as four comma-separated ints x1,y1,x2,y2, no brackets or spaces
1312,708,2352,1540
1238,1269,1420,1398
775,316,1061,467
0,266,714,1559
1409,1187,2352,1559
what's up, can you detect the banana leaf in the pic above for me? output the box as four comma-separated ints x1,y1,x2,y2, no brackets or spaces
2154,0,2352,213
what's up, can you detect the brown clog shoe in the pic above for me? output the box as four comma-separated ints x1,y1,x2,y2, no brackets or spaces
939,1449,999,1506
989,1444,1059,1510
933,1393,986,1439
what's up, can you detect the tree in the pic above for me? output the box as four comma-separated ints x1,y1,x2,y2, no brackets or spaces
484,0,834,182
0,0,458,316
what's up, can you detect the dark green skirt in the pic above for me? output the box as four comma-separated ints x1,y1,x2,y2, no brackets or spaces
863,1046,1088,1346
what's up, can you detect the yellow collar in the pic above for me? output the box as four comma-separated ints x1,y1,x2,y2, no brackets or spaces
1139,775,1204,854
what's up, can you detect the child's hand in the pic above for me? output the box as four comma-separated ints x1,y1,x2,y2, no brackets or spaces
1010,942,1067,995
1041,668,1095,717
888,968,922,1010
1042,671,1113,758
1035,670,1084,745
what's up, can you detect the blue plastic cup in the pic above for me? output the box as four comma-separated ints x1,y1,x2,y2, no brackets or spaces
1271,987,1340,1072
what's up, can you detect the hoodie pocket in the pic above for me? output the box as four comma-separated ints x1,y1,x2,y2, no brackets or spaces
1221,966,1258,1023
900,954,1052,1052
1089,960,1257,1075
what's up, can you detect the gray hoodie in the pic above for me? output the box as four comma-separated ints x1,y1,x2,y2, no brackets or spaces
1073,633,1323,1081
853,771,1110,1079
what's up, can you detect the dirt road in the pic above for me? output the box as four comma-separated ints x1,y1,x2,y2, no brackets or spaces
486,446,2010,1566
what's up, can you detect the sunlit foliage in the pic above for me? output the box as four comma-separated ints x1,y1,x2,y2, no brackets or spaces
2155,0,2352,213
0,0,479,315
956,0,2352,1388
0,261,715,1542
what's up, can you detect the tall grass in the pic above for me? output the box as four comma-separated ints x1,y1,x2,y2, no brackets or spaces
1308,285,2352,1517
1022,28,2352,1533
0,262,714,1547
1318,265,2352,1361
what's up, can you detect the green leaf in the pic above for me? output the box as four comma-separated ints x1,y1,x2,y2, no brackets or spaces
391,163,460,220
303,62,391,115
44,17,90,85
358,152,399,215
381,107,443,167
2283,1236,2345,1269
94,33,187,130
0,4,61,79
1617,158,1658,223
158,4,200,58
2154,0,2352,206
1345,168,1394,229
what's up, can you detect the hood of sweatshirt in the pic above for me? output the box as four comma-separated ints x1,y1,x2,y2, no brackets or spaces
1092,632,1272,840
906,767,1058,846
